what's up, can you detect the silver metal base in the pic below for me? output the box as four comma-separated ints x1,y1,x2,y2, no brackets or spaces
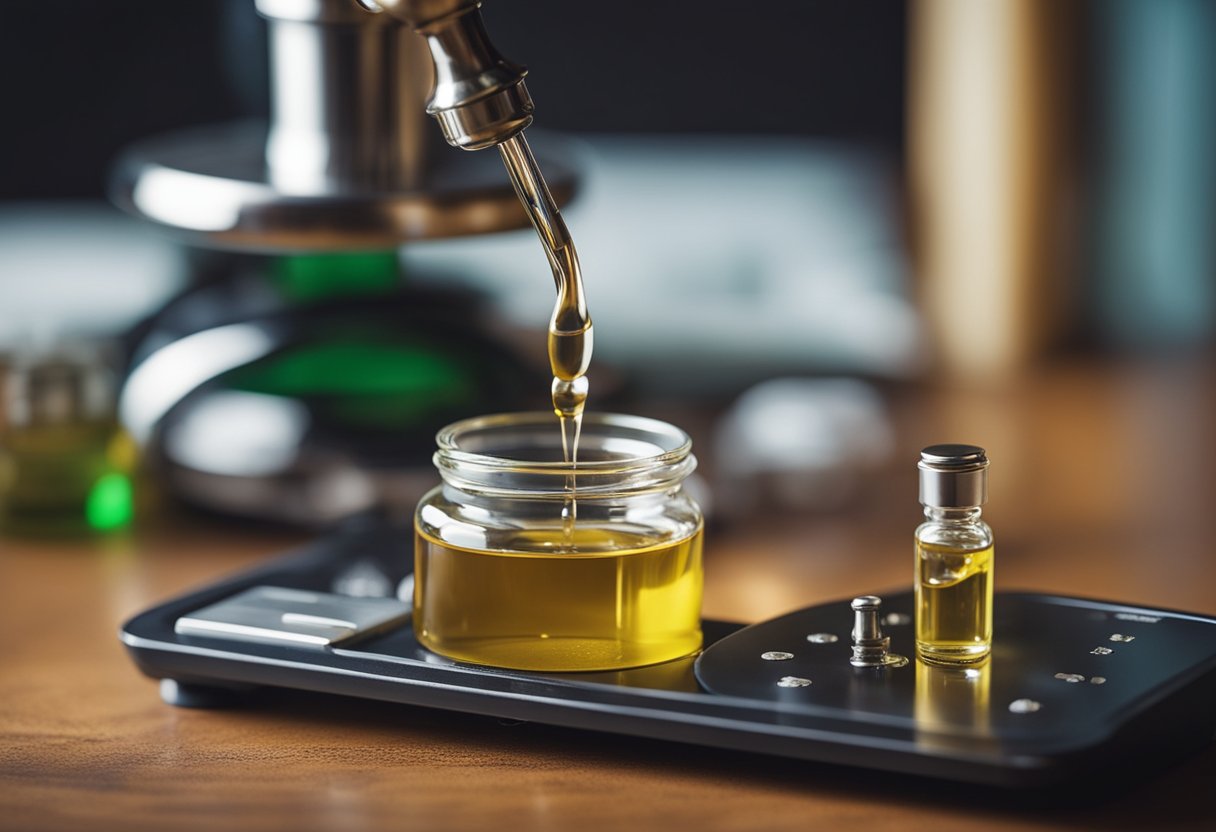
109,121,579,252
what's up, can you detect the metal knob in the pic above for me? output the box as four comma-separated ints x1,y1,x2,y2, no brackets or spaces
359,0,533,150
850,596,890,667
849,596,908,668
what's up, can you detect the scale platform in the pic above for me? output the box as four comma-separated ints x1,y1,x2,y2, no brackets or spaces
121,520,1216,790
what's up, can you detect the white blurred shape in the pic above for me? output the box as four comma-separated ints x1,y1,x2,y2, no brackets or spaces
0,202,185,343
120,324,276,444
163,390,308,478
713,378,894,518
403,136,923,390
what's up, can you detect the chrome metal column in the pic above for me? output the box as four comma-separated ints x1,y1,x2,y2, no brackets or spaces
109,0,575,251
262,0,431,193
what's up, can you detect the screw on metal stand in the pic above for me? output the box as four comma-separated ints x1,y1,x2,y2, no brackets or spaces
849,596,908,668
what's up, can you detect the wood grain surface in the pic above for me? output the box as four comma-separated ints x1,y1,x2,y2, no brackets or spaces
2,356,1214,831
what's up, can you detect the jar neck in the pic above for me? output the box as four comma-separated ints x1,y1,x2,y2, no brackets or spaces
439,459,696,500
434,412,697,499
923,506,983,524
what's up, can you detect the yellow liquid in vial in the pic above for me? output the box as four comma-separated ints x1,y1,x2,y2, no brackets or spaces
415,525,704,671
915,541,993,664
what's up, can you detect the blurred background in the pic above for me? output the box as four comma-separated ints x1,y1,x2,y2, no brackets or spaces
5,6,1216,824
0,0,1213,575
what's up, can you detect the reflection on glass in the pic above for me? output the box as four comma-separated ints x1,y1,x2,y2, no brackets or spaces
914,659,991,751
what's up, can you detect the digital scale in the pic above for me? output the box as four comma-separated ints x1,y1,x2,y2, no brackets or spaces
121,520,1216,790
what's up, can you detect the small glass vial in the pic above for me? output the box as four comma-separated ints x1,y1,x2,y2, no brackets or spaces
914,444,993,665
414,412,704,672
0,347,137,535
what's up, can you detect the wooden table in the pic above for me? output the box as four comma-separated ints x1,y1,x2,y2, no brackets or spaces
3,356,1214,831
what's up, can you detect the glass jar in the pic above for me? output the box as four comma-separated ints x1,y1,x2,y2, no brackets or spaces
414,412,704,672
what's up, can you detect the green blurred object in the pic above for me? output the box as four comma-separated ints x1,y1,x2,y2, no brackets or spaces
228,340,478,428
123,247,538,524
232,341,467,397
254,253,487,426
85,472,135,531
271,252,401,302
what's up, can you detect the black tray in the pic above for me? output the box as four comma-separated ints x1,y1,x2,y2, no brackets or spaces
121,521,1216,789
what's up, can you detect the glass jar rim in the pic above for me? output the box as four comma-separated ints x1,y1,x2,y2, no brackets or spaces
433,411,696,497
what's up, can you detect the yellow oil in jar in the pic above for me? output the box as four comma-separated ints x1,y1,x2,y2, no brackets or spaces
415,525,704,672
915,541,993,664
417,137,703,673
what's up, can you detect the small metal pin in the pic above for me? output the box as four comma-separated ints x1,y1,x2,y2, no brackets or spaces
852,596,883,641
849,596,906,667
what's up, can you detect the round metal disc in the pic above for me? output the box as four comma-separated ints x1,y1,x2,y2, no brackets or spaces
108,121,579,252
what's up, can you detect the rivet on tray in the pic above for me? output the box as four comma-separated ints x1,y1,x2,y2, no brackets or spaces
761,651,794,661
806,633,838,644
1009,698,1042,714
777,676,812,688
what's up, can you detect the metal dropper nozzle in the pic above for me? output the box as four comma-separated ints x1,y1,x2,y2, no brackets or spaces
357,0,534,150
358,0,592,426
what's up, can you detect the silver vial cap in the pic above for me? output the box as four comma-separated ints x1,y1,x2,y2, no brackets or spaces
918,444,988,507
